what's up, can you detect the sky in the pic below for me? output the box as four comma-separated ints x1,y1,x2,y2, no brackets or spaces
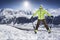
0,0,60,10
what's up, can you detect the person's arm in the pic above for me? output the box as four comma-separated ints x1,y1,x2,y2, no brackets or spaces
44,10,54,19
32,10,39,17
31,10,39,19
45,10,52,16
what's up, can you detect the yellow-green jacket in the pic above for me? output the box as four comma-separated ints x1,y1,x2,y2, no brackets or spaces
32,9,52,20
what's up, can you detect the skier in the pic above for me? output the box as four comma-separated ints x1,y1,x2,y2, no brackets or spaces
31,5,53,34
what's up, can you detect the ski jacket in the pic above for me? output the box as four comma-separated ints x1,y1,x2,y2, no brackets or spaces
32,8,52,20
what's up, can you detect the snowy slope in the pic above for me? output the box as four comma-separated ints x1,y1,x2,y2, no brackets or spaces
0,24,37,40
0,24,60,40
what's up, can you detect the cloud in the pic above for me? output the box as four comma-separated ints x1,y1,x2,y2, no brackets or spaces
48,8,60,16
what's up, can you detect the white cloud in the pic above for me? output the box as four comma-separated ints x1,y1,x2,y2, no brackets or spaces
48,8,60,16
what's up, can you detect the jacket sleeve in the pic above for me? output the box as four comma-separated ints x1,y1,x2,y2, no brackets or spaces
32,10,39,17
45,10,52,16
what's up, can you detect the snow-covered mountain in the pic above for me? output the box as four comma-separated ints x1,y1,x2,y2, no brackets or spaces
48,8,60,17
0,8,60,25
0,8,60,18
0,8,32,18
0,8,32,24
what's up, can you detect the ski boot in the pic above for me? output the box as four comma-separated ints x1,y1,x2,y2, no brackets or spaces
47,29,51,33
34,30,38,34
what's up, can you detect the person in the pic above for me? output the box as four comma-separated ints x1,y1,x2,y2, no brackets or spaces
31,5,53,34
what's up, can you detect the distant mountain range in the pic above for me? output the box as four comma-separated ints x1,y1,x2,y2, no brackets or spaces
0,8,60,25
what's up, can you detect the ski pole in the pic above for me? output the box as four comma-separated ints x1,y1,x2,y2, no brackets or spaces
50,16,54,28
31,19,35,29
52,17,54,28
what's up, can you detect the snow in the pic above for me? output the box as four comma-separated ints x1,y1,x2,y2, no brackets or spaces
48,8,60,17
0,24,60,40
0,8,32,19
0,8,60,19
0,24,37,40
0,8,60,40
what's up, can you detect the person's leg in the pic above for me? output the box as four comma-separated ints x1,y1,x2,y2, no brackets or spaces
35,19,40,30
42,19,51,33
34,19,40,34
42,19,49,30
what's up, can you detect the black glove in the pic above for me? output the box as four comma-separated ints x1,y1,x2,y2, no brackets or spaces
51,16,53,18
31,16,33,19
50,16,53,19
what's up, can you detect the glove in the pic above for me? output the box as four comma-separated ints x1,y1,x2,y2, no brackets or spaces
51,16,53,18
31,16,33,19
50,16,53,19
